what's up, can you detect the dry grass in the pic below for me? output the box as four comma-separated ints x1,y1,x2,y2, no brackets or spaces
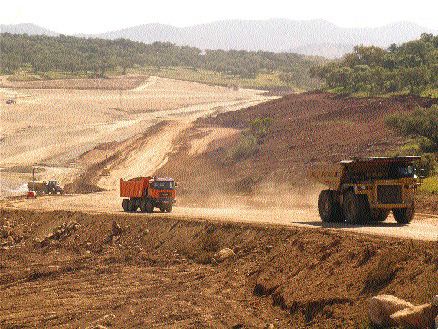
0,75,148,90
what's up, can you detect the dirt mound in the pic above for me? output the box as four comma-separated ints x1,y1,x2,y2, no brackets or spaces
0,209,436,328
63,152,119,194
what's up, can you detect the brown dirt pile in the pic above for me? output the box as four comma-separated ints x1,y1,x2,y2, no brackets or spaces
0,209,436,328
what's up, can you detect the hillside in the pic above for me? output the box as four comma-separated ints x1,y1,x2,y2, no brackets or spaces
2,20,437,57
0,23,58,36
0,33,322,90
157,92,438,211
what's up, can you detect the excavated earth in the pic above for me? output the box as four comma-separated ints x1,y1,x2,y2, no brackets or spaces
0,209,436,328
1,84,437,328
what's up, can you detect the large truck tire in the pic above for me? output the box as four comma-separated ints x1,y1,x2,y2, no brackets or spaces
122,199,129,212
343,191,369,224
318,190,341,222
371,209,390,222
140,199,147,212
166,204,173,213
393,206,414,224
128,199,137,212
145,200,154,213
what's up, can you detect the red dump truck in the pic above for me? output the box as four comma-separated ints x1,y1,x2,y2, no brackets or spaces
120,176,176,213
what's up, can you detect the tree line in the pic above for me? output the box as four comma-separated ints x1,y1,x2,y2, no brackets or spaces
0,33,322,89
311,33,438,95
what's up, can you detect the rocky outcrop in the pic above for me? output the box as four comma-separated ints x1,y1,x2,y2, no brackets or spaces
369,294,438,329
368,295,414,326
213,248,235,262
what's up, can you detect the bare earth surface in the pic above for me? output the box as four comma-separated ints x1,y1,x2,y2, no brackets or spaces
0,209,436,328
0,77,436,328
1,81,437,241
0,76,269,195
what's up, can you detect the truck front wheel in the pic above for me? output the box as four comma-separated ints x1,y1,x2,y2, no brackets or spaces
166,204,173,213
393,206,414,224
343,191,368,224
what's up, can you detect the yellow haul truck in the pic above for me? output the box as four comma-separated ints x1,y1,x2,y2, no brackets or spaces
309,157,421,224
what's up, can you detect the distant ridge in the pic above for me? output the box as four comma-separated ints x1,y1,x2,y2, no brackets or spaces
0,23,58,36
2,20,436,58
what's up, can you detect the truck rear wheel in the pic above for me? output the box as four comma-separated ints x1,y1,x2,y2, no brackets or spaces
122,199,129,212
128,199,137,212
371,209,390,222
145,200,154,213
393,206,414,224
343,191,368,224
318,190,341,222
166,204,173,213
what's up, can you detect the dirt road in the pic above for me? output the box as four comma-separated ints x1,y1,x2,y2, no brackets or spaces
4,194,437,241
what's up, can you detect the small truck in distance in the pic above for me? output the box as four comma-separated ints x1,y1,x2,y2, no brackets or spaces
27,180,64,196
120,176,176,213
309,156,421,224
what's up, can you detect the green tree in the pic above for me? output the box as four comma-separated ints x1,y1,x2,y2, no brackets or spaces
386,105,438,151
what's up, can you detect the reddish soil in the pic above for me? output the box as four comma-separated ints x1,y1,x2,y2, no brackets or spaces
158,92,438,211
0,209,436,328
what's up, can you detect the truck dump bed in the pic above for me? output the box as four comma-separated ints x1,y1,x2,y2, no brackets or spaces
309,156,420,189
120,177,152,198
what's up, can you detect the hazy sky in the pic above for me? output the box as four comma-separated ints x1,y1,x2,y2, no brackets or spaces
1,0,437,34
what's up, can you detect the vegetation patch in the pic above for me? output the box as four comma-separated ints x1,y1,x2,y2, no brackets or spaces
419,175,438,194
0,33,323,90
226,117,273,162
312,33,438,96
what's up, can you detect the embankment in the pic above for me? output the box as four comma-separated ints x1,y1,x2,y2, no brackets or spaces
0,209,436,328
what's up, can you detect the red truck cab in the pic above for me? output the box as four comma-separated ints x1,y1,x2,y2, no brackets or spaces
120,176,176,213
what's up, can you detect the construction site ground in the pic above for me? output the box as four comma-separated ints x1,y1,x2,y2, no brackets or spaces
0,76,437,328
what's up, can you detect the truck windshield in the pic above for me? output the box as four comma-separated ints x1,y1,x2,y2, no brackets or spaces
389,165,415,178
153,181,175,189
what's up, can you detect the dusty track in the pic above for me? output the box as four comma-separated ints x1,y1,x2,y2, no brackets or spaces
3,195,438,241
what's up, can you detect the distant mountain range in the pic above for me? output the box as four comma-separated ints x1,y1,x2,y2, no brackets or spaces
0,23,58,36
1,20,436,58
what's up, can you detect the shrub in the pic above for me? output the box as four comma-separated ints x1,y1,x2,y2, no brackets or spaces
386,105,438,152
228,133,258,161
415,153,437,176
226,117,273,162
249,117,273,143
